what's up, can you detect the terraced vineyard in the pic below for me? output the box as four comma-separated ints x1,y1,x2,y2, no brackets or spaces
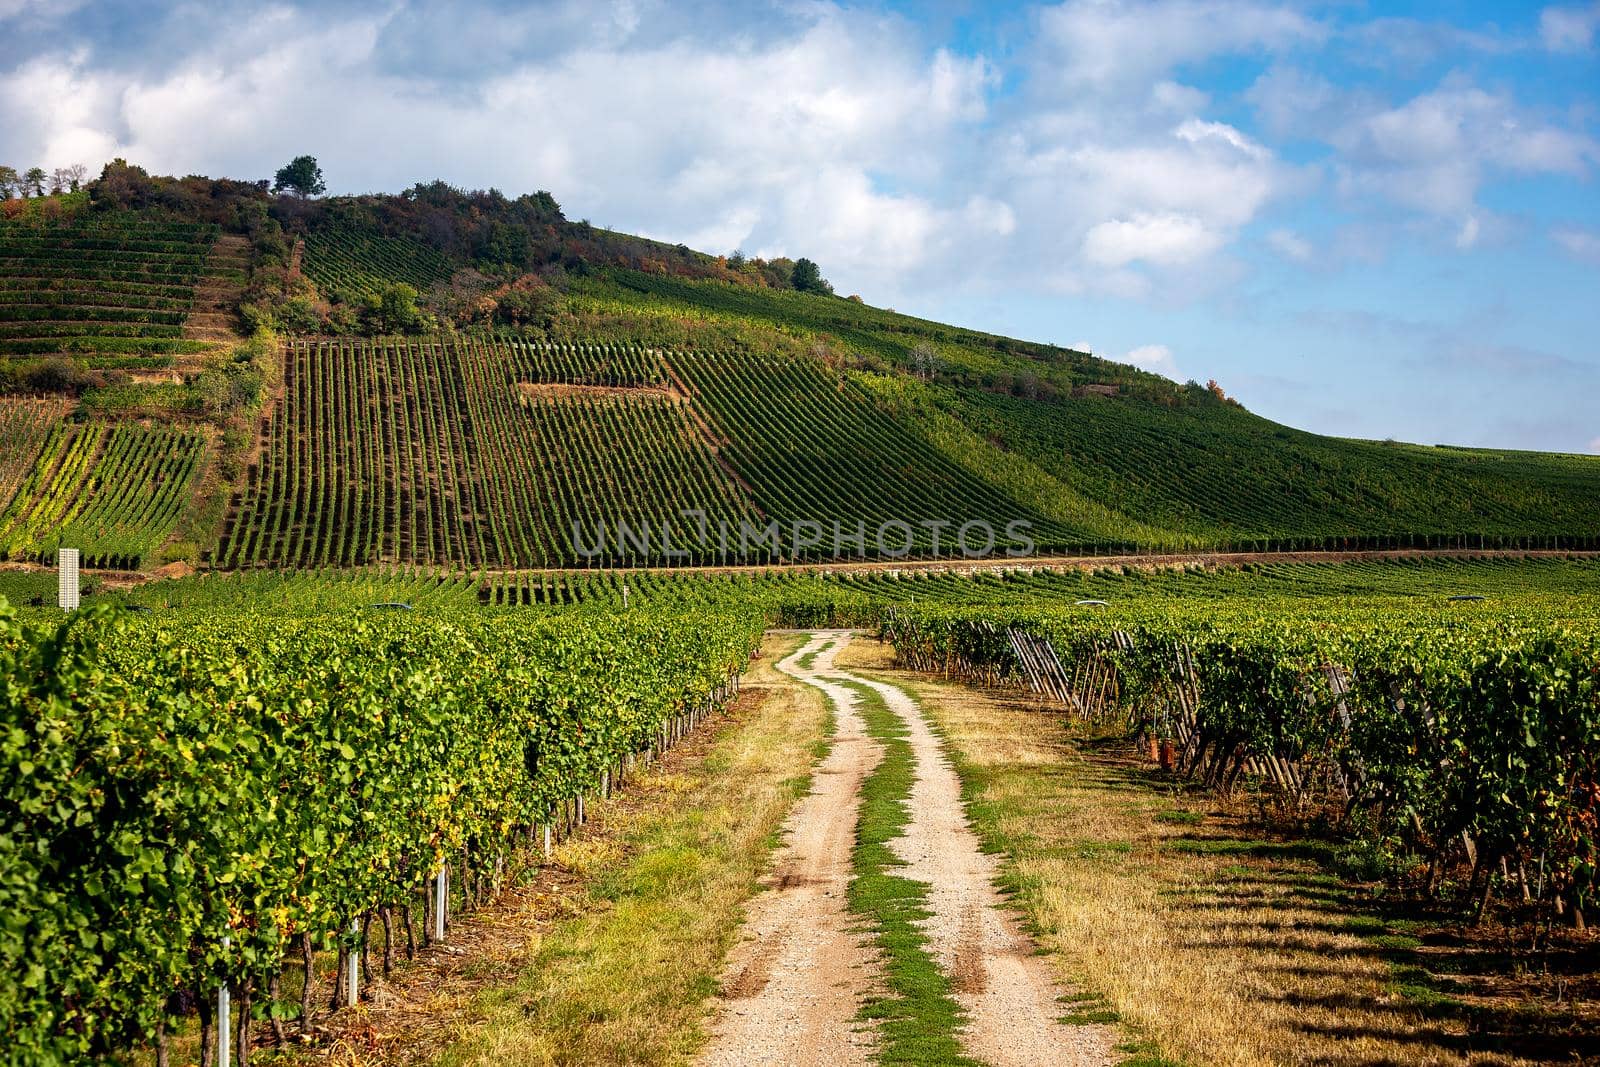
0,419,206,567
302,223,456,301
217,339,759,568
0,213,222,367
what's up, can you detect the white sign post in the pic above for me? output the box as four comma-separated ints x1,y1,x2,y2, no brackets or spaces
58,548,80,611
217,935,231,1067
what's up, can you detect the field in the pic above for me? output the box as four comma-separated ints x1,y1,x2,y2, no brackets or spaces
302,222,456,301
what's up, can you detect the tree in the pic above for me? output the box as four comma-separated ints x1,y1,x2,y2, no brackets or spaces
63,163,88,192
367,283,421,333
791,257,833,295
0,166,17,199
273,155,326,198
23,167,46,197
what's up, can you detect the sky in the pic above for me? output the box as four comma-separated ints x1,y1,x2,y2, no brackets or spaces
2,1,1597,453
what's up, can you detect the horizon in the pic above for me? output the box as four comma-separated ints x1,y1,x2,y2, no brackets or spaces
2,0,1597,453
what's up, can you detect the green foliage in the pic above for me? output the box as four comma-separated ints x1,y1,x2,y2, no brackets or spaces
945,387,1600,545
790,256,833,295
365,283,423,333
0,600,761,1064
272,155,326,198
882,593,1600,920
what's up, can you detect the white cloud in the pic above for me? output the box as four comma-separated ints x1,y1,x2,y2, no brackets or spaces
1174,118,1269,160
1589,436,1600,455
1084,213,1222,267
1123,343,1181,380
1552,225,1600,264
1332,82,1599,223
1035,0,1323,90
1540,3,1600,52
1267,228,1312,261
1455,214,1481,250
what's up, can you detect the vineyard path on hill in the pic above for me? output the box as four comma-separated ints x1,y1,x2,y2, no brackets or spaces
700,631,1116,1067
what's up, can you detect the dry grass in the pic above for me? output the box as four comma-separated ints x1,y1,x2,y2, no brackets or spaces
837,636,1587,1067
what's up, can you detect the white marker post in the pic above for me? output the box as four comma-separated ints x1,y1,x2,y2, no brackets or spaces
347,920,360,1006
57,548,80,611
434,866,447,942
217,936,231,1067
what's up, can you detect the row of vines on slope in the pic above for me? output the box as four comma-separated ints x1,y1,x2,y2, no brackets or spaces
216,339,761,570
883,598,1600,927
0,601,762,1065
0,414,206,567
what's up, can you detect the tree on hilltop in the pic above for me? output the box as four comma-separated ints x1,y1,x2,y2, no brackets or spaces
791,257,833,295
273,155,326,198
0,167,17,199
23,167,46,197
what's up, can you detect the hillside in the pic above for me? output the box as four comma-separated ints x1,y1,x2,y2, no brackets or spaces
0,165,1597,571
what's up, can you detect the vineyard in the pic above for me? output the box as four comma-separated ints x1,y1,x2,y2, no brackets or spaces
76,551,1600,622
883,594,1600,926
218,338,1084,570
302,223,456,302
0,600,761,1064
0,213,222,367
216,339,760,568
668,347,1070,555
0,411,206,567
946,386,1600,547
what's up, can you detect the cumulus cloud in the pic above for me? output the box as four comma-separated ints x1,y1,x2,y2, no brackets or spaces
0,0,1594,324
1123,343,1181,380
1540,3,1600,52
0,4,1001,292
1034,0,1322,91
1083,213,1222,267
1325,81,1599,243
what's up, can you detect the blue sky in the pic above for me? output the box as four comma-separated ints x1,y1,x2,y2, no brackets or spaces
2,0,1597,453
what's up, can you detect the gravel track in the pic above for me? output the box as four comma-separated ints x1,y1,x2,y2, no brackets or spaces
702,630,1115,1067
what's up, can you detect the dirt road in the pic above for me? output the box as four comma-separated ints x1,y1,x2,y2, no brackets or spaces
699,633,882,1066
700,631,1114,1067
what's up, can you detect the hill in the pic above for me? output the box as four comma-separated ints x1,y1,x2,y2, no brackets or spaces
0,162,1596,571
